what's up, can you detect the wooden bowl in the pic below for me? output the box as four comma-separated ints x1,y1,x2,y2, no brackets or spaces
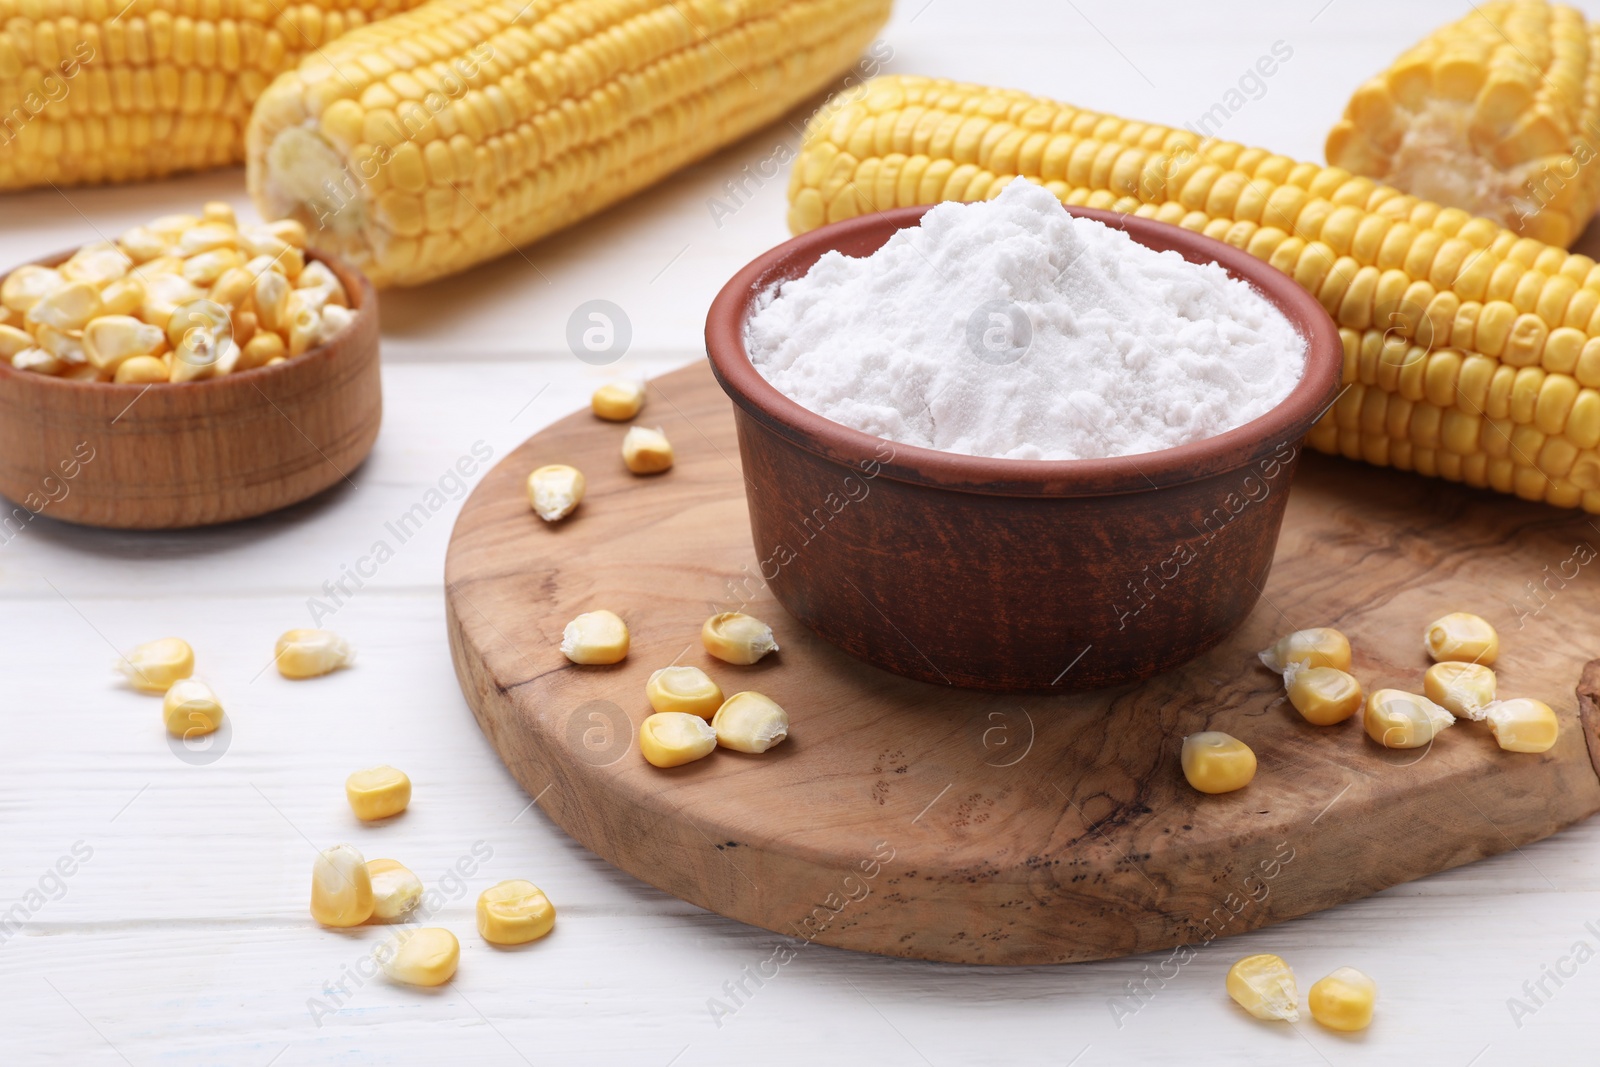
0,251,380,529
705,205,1342,691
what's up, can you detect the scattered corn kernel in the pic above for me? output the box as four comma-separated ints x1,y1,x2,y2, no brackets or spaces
639,712,718,768
116,637,195,693
528,464,586,522
1258,627,1352,676
561,610,629,665
366,859,423,921
1227,953,1301,1022
310,843,374,927
701,612,779,665
1180,731,1257,794
646,666,724,718
712,691,790,753
162,679,224,738
376,927,458,987
477,879,557,945
1423,662,1497,720
346,765,412,821
275,628,355,679
1485,698,1559,754
1424,612,1499,665
591,380,646,421
1286,666,1364,726
1364,689,1455,748
621,425,674,474
1308,967,1376,1032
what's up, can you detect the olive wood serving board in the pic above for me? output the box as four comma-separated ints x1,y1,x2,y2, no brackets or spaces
445,361,1600,965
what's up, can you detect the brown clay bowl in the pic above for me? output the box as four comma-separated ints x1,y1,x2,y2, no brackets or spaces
705,204,1342,692
0,250,380,530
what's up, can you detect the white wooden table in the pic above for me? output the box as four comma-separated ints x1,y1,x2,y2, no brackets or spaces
3,1,1598,1062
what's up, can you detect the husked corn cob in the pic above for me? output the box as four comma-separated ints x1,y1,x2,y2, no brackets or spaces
787,74,1600,514
247,0,893,286
1326,1,1600,248
0,0,429,190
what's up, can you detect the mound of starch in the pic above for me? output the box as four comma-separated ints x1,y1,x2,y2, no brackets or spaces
744,179,1306,461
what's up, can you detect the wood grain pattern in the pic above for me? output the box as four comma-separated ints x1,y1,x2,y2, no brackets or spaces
445,361,1600,965
0,251,381,530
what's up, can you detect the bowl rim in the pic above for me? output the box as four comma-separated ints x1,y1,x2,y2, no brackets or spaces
705,203,1343,498
0,245,374,394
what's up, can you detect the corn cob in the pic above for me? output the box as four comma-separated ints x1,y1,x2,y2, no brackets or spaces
786,74,1600,515
246,0,892,287
0,0,429,190
1326,0,1600,249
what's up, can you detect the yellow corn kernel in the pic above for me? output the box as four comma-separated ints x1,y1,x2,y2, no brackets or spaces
317,305,355,345
99,278,146,318
712,692,791,754
366,859,423,920
1365,688,1455,748
622,425,674,474
1,266,63,314
527,464,586,522
239,332,288,371
83,316,166,373
1309,967,1376,1031
1227,954,1300,1022
310,843,375,927
1286,666,1364,725
591,381,645,422
0,324,31,358
116,637,195,693
561,610,629,665
646,666,724,718
202,202,238,228
61,244,133,287
1485,697,1559,753
28,281,102,331
1180,731,1257,793
162,679,224,738
285,296,321,357
702,612,779,665
477,879,556,945
12,349,64,375
639,712,718,768
115,355,171,384
147,216,202,239
376,927,458,987
1258,627,1352,675
179,225,240,257
1423,661,1497,720
254,272,292,334
119,227,171,263
165,297,230,351
345,765,412,821
1424,612,1499,664
275,628,355,678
